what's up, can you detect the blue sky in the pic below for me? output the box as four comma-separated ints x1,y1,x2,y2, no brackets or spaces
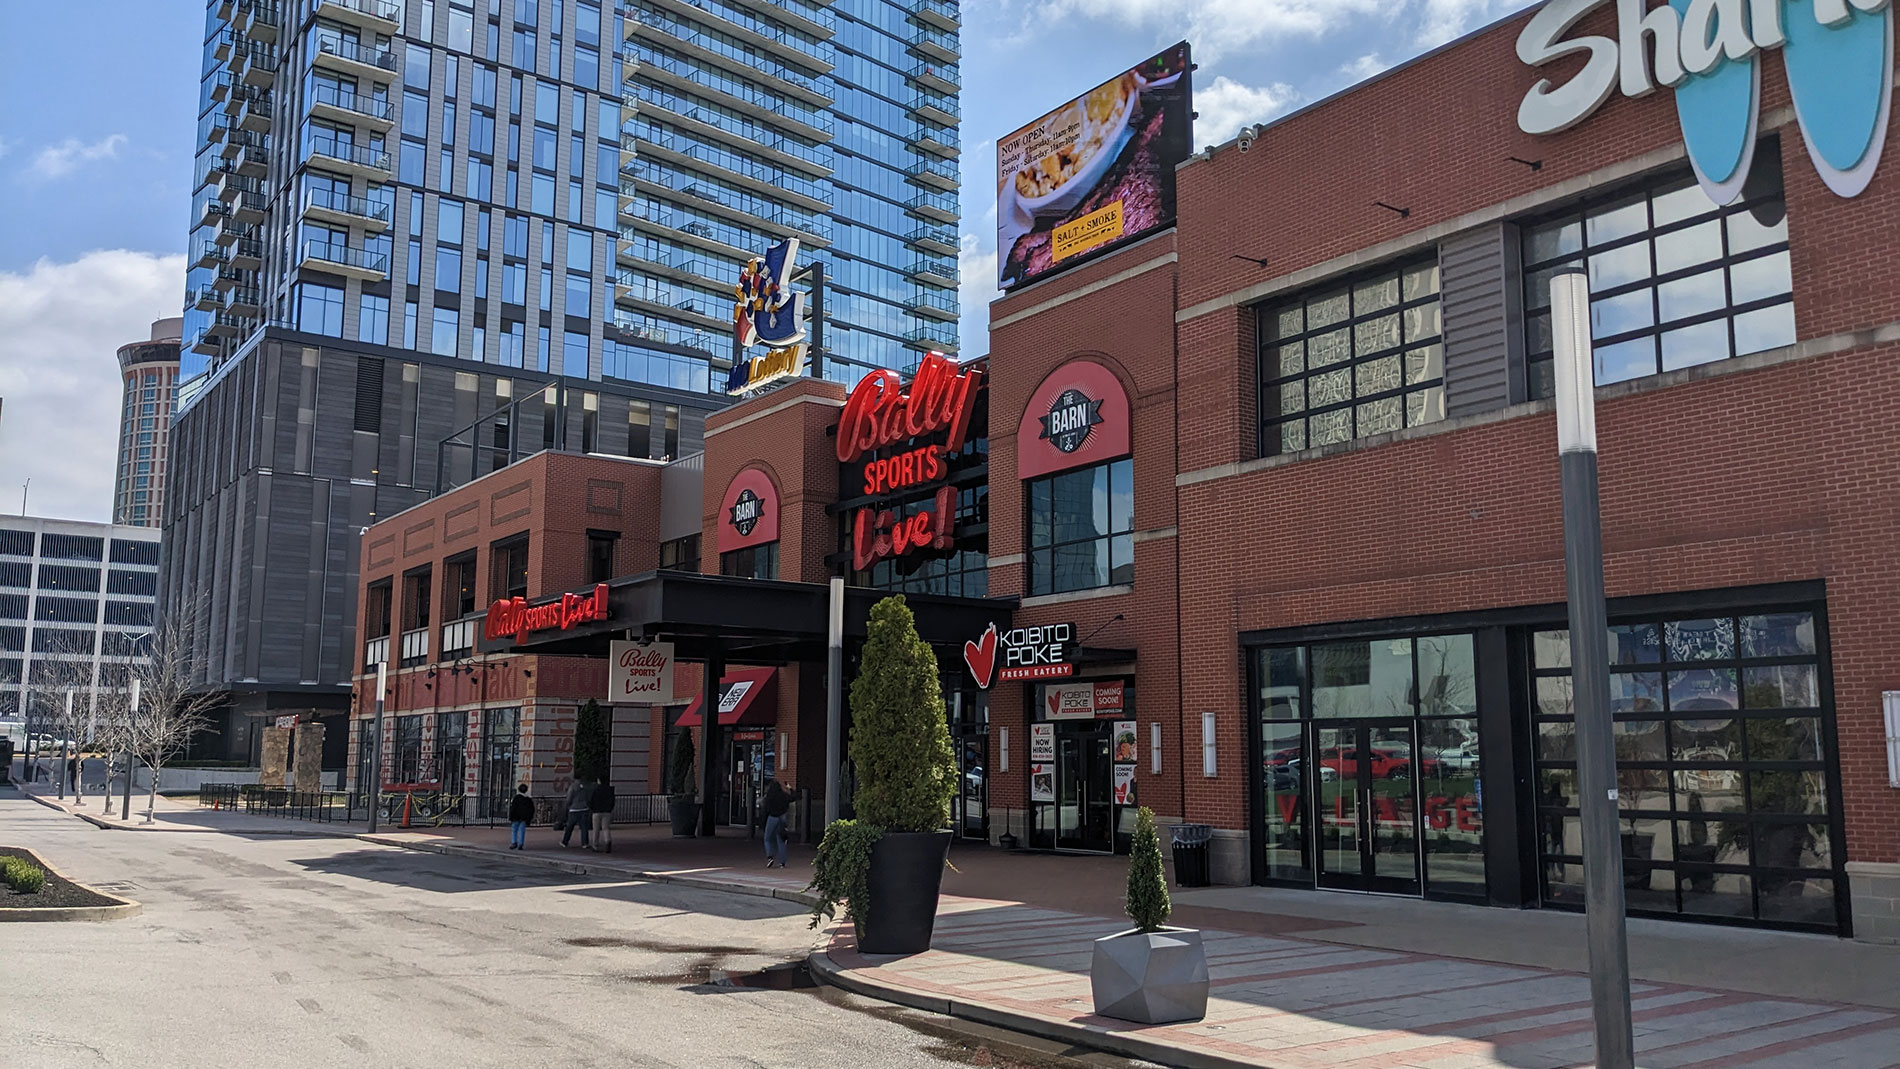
0,0,1535,522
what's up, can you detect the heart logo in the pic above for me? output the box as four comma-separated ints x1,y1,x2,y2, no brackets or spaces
1047,690,1061,718
963,623,998,690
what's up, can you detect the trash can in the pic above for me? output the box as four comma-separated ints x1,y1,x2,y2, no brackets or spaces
1169,823,1212,888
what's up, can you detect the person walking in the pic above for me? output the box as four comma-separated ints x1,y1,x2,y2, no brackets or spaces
561,777,592,849
507,784,534,850
588,778,616,853
762,779,791,868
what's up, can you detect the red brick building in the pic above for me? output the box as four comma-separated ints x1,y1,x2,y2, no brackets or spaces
352,5,1900,942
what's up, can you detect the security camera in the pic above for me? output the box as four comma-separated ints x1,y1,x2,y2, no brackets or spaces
1236,125,1259,153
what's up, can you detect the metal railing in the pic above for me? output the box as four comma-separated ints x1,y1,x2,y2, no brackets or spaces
311,33,399,73
302,186,392,224
315,0,401,23
307,83,393,121
304,135,391,172
301,239,389,274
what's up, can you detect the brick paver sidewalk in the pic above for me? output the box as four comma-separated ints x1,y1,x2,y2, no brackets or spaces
819,897,1900,1069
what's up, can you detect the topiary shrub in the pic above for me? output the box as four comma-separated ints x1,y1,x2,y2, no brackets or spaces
573,699,609,785
668,728,696,798
847,596,957,832
3,857,46,894
1125,807,1171,932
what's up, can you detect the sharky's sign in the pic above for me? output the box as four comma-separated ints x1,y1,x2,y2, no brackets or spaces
838,353,984,573
484,583,611,643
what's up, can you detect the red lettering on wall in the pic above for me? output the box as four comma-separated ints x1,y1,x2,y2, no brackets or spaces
851,486,957,572
482,583,611,643
836,354,983,464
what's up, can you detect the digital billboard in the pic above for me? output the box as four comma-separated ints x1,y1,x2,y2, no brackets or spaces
996,42,1193,292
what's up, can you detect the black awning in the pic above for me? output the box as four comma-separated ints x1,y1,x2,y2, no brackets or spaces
480,570,1015,663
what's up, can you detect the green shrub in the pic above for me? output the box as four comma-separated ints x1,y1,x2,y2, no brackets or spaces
848,596,957,833
3,856,46,894
573,699,609,784
1125,807,1170,932
668,729,696,797
807,818,883,929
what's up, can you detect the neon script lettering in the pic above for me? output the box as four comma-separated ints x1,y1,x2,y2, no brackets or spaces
483,584,610,643
1518,0,1893,201
835,354,983,464
851,486,957,572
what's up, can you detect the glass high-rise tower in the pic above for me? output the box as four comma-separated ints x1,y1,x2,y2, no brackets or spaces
165,0,960,758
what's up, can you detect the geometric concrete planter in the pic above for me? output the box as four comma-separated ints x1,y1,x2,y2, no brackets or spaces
1090,926,1209,1024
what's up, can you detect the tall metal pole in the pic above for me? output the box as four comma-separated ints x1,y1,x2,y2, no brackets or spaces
57,691,71,801
122,679,140,822
808,261,826,383
1551,265,1634,1069
824,576,844,828
367,661,387,833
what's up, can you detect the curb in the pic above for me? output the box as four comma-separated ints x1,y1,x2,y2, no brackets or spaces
355,835,823,909
807,947,1255,1069
19,790,359,837
0,846,142,924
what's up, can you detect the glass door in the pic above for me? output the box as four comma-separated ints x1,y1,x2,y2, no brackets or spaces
1055,726,1113,853
1315,720,1421,894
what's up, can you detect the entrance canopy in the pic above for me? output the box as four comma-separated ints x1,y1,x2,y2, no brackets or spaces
481,569,1014,663
676,667,778,727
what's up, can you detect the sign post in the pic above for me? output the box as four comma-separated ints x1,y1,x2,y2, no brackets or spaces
824,576,844,828
367,661,386,834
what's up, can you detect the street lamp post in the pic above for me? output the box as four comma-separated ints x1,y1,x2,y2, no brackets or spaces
1550,264,1635,1069
367,661,387,834
57,691,72,801
824,576,844,829
122,679,140,822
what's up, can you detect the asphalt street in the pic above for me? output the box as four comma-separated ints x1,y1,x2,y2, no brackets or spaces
1,794,1139,1069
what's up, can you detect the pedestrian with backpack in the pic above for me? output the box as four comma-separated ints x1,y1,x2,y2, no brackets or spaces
507,784,534,850
588,778,616,853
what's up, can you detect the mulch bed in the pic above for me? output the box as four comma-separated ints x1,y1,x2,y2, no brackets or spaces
0,847,123,909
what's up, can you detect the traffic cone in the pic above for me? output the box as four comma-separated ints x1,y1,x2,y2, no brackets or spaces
400,792,413,829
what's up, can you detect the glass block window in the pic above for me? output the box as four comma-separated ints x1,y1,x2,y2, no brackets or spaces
1522,152,1794,397
1531,609,1842,932
1258,258,1444,456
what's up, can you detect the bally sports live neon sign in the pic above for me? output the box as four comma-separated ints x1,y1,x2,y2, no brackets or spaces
484,584,610,643
1518,0,1892,202
837,353,984,573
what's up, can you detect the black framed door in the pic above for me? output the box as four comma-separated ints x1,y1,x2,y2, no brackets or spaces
1315,719,1421,894
1055,726,1113,853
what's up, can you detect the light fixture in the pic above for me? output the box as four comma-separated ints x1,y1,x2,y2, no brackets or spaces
1150,723,1161,775
998,726,1008,774
1200,712,1217,778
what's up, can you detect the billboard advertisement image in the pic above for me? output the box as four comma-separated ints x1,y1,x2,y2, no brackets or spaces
997,42,1193,291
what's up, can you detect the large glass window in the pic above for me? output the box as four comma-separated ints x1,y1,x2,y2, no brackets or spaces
659,535,699,572
297,283,346,337
1259,258,1444,456
1025,458,1132,597
1532,610,1840,930
1522,152,1794,397
489,534,528,600
719,543,778,580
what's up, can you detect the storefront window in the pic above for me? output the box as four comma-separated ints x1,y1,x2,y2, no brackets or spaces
480,707,520,817
1025,458,1133,597
1522,150,1794,397
659,535,699,572
1257,258,1444,457
719,542,778,580
1531,610,1840,930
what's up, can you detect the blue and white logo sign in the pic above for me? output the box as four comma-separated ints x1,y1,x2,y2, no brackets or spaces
1518,0,1893,203
727,237,809,395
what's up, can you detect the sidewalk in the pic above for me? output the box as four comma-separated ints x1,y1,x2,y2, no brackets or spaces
17,794,1900,1067
16,783,365,837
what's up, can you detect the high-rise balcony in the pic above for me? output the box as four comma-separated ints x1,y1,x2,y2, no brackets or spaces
299,238,388,280
641,0,835,69
628,8,833,102
908,25,959,63
904,291,958,321
190,284,223,313
630,50,835,141
225,288,263,317
903,0,959,32
909,90,959,126
231,189,268,225
205,312,245,340
913,121,958,158
906,259,958,288
905,158,958,192
235,88,273,134
307,84,395,130
725,0,836,39
313,0,401,34
624,201,760,261
903,323,959,353
310,34,399,79
193,240,229,270
905,190,957,224
236,40,277,88
632,126,831,211
211,26,238,64
230,237,264,269
905,225,958,256
198,198,231,228
630,161,832,244
208,71,234,105
199,110,231,147
233,137,270,178
301,187,392,231
908,61,958,95
235,0,280,43
304,135,391,178
628,84,834,176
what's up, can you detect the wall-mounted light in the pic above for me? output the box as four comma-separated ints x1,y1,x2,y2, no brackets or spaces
1150,722,1161,775
1201,712,1217,778
999,726,1009,774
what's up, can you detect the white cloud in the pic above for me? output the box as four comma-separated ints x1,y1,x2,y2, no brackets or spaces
0,136,11,161
1194,76,1300,150
956,233,1000,360
1340,52,1391,83
1029,0,1390,62
0,251,184,523
25,134,128,182
1416,0,1527,48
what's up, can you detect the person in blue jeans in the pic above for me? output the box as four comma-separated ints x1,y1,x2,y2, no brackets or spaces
507,784,534,850
762,779,791,868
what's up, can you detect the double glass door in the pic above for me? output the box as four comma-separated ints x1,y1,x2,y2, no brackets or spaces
1316,720,1421,894
1056,727,1114,853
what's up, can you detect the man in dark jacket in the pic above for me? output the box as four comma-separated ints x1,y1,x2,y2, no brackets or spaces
507,784,534,850
762,779,791,868
588,779,616,853
561,778,592,848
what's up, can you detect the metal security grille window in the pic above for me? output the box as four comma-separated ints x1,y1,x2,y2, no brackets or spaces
1258,259,1445,457
1522,157,1795,399
1026,458,1133,597
1531,612,1845,932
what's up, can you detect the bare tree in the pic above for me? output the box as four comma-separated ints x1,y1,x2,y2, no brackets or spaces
25,631,97,798
123,624,220,823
